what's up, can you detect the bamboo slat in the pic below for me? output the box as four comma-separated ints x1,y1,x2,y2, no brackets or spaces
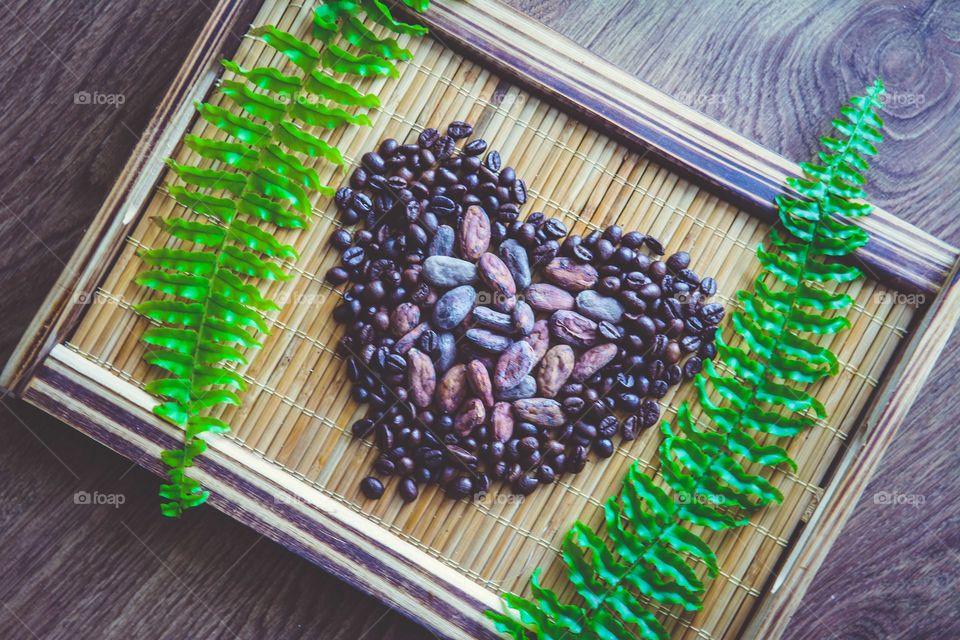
64,2,919,637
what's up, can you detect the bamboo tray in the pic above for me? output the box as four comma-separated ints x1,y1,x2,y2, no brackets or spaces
4,1,959,638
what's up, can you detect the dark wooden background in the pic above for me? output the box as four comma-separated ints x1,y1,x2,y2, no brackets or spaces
1,0,957,638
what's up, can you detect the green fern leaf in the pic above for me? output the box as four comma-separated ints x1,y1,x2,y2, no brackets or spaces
490,80,886,638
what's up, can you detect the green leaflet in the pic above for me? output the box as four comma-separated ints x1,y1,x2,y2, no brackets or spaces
221,59,301,96
139,9,431,517
489,81,886,639
361,0,429,36
341,15,412,61
322,43,399,77
183,134,260,172
165,160,247,196
168,186,237,223
250,25,321,72
276,120,345,164
220,79,287,122
304,69,380,108
196,101,271,145
290,97,374,128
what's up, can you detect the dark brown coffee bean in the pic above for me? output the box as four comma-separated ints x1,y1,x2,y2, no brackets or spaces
325,266,349,285
484,150,501,172
683,356,703,379
512,179,527,204
361,151,386,174
360,476,385,499
447,121,473,139
463,139,487,155
637,400,660,428
700,303,725,325
434,135,456,160
447,476,474,499
666,251,691,272
418,127,439,148
664,364,682,385
680,334,702,354
397,477,418,502
594,438,615,458
699,277,718,297
644,236,665,254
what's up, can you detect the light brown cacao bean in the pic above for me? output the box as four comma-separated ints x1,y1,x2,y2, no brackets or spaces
407,348,436,408
537,345,575,398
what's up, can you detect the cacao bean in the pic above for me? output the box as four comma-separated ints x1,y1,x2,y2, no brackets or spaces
407,348,436,408
537,345,575,398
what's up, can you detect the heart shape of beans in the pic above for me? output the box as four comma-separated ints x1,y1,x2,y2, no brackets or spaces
326,121,722,503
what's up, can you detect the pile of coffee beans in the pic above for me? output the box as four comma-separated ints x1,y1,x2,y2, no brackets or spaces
326,120,722,503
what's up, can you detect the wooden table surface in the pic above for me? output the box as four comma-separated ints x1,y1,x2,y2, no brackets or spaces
1,1,957,638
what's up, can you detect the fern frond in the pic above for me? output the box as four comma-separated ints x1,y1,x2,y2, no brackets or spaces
489,80,886,638
137,0,432,517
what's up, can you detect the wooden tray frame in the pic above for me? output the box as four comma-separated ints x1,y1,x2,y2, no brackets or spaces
4,1,959,638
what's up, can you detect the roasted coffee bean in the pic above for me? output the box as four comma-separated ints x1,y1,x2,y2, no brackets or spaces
644,235,665,255
666,251,691,273
680,334,702,354
665,364,682,385
325,266,350,285
342,245,365,268
447,120,473,139
447,476,474,499
621,415,640,440
650,379,669,398
463,138,487,155
700,302,725,325
360,476,385,499
352,417,375,438
374,457,396,475
683,356,703,379
512,179,527,204
594,438,615,458
484,150,501,172
699,276,718,297
434,135,456,160
567,446,588,473
418,127,439,148
637,400,660,428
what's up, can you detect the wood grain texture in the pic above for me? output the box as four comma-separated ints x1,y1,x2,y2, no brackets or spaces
1,1,957,639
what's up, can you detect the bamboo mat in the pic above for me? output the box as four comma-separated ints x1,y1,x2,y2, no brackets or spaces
66,2,916,637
